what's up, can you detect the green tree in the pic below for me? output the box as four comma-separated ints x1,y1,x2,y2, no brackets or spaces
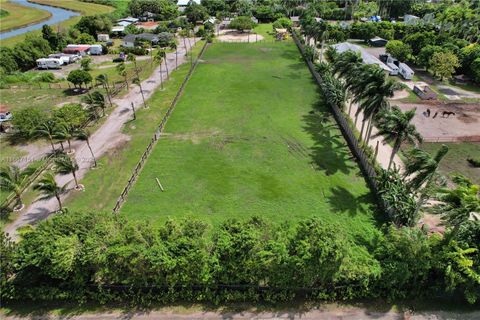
0,47,19,74
185,1,208,23
55,154,80,190
11,107,44,139
95,74,113,108
53,103,87,128
128,0,178,20
418,45,444,71
80,57,92,71
76,33,95,44
375,107,422,169
82,90,107,118
33,173,66,210
430,51,460,81
153,50,165,89
128,54,147,108
67,70,92,89
385,40,412,62
229,16,256,32
53,123,76,153
75,15,112,36
0,165,30,209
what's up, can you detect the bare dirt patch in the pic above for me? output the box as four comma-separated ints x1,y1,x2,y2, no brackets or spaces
217,29,264,42
396,102,480,142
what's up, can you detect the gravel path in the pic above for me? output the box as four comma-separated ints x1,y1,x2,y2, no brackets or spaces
4,37,199,240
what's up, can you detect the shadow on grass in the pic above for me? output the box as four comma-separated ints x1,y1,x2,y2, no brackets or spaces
325,186,372,217
302,107,354,176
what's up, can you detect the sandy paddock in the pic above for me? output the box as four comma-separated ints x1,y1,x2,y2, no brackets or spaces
395,102,480,142
217,29,264,42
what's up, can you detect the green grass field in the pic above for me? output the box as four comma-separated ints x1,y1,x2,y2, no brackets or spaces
420,142,480,184
120,42,379,238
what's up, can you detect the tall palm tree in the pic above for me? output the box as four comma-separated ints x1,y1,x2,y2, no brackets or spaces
35,119,58,152
33,173,66,211
55,154,80,190
153,50,164,89
132,77,147,109
74,128,97,168
159,50,169,78
170,41,178,69
0,165,30,209
404,145,449,214
95,74,113,108
116,62,129,90
53,123,75,153
375,107,422,169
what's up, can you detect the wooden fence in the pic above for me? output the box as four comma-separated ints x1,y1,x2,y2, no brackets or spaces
291,32,393,218
112,42,209,213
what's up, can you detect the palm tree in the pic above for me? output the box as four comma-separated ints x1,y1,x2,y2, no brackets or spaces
170,41,178,69
55,154,80,190
432,176,480,233
375,107,422,169
153,50,164,89
74,128,97,168
95,74,113,108
33,173,66,211
132,77,147,109
0,165,30,209
159,50,169,78
35,119,58,152
53,123,75,153
82,91,107,117
404,145,449,214
116,62,129,90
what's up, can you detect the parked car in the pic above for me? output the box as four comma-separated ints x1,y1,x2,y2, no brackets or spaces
36,58,62,69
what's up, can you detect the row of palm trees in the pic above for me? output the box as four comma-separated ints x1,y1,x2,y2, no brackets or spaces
1,152,82,211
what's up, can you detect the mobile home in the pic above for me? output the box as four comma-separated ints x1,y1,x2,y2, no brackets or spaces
89,44,103,55
36,58,62,69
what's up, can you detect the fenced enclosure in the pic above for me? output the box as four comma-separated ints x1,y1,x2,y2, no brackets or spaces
112,42,209,213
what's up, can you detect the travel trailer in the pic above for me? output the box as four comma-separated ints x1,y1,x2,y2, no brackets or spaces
398,62,414,80
89,44,103,55
48,53,80,64
36,58,62,69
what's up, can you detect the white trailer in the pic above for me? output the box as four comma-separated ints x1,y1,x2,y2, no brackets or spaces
398,62,414,80
36,58,62,69
48,54,72,65
89,44,103,55
387,62,399,75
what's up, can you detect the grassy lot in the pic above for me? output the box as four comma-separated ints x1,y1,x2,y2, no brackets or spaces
0,0,113,47
253,23,275,41
0,0,51,32
65,41,206,211
119,42,379,240
419,142,480,185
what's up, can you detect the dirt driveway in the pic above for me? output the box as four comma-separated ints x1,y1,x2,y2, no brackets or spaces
217,29,264,42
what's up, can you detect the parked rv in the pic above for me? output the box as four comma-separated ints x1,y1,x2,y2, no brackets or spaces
36,58,62,69
48,53,80,64
89,44,103,55
398,62,414,80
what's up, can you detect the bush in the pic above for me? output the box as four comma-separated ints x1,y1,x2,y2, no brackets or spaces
229,16,256,32
272,17,292,29
467,158,480,167
121,46,148,56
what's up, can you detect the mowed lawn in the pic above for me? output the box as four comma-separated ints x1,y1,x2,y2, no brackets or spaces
121,42,378,236
0,0,51,32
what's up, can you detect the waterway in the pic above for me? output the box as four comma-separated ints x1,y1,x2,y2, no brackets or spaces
0,0,79,40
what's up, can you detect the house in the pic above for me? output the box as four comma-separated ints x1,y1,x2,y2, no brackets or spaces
368,36,388,47
117,21,133,27
97,34,110,42
122,33,159,48
414,85,437,100
332,42,392,73
177,0,201,12
112,25,126,33
136,21,159,31
117,17,139,25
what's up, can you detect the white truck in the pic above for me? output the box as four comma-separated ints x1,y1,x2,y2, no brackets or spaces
36,58,62,69
398,62,414,80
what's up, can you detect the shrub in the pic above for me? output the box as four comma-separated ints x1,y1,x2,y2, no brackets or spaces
467,158,480,167
272,17,292,29
229,16,256,32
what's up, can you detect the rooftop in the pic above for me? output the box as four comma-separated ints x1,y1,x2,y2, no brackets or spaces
331,42,392,72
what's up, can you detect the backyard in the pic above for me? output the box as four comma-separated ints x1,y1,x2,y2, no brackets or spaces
120,42,379,237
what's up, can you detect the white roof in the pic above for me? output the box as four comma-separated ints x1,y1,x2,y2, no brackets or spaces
112,25,125,32
118,17,139,23
290,16,300,22
399,62,414,73
332,42,392,72
117,21,132,27
177,0,200,5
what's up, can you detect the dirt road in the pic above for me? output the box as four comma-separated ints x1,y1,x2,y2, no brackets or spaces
4,37,199,240
3,307,479,320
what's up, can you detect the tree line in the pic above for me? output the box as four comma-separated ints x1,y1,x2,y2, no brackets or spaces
1,208,478,305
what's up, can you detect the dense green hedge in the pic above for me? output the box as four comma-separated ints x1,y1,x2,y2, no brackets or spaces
1,211,479,305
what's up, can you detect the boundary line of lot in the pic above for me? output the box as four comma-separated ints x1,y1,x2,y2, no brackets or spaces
291,31,393,219
112,41,209,213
